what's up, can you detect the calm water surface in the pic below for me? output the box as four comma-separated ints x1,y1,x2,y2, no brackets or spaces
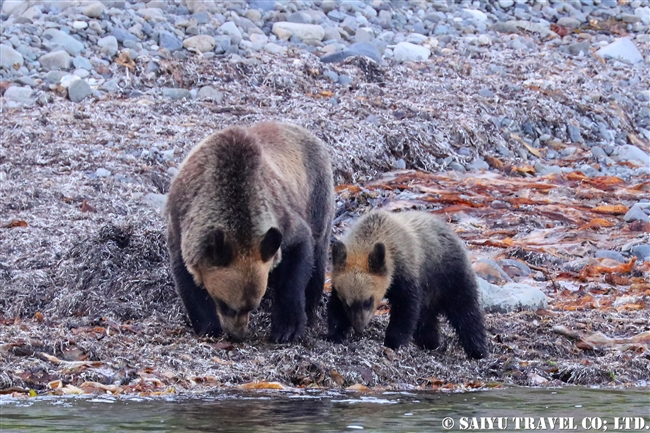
1,388,648,432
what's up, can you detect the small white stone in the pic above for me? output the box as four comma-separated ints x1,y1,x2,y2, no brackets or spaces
60,74,80,88
478,34,492,46
73,20,88,30
96,168,111,177
393,42,431,62
463,8,488,22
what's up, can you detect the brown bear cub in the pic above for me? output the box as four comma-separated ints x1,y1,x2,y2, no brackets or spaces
166,122,334,343
327,210,487,359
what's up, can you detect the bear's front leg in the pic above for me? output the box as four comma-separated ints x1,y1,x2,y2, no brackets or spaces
269,238,314,343
326,288,352,343
170,250,222,338
384,277,421,350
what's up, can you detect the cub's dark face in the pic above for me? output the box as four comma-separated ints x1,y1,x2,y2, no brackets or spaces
189,228,282,340
331,241,391,333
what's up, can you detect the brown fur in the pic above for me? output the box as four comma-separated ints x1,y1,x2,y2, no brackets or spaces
167,122,334,342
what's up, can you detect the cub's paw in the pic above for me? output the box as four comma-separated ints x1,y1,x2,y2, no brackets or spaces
195,322,223,338
414,334,440,351
270,315,306,344
383,334,407,351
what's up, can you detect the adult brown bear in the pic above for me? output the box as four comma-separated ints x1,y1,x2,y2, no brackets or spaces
166,122,334,343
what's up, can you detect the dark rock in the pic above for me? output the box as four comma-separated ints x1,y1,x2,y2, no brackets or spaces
111,27,138,43
158,31,182,52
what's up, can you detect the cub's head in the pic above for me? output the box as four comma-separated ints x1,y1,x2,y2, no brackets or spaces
330,240,392,334
187,227,282,341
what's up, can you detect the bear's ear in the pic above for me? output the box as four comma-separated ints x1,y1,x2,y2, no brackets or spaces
205,229,234,267
260,227,282,262
368,242,387,275
332,241,347,267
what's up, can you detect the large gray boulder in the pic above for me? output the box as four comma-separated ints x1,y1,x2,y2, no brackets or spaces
477,278,548,313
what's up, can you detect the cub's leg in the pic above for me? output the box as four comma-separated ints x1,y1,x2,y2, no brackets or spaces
270,237,314,343
442,273,488,359
413,304,441,350
384,277,421,350
170,251,222,337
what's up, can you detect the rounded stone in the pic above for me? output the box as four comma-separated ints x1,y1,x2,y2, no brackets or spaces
393,41,431,61
0,45,24,69
183,35,216,53
38,50,72,71
68,79,92,102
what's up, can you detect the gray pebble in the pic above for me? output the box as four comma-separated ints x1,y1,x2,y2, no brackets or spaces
288,11,312,24
449,162,466,172
591,147,607,159
615,145,650,166
101,78,121,93
556,17,581,28
82,2,105,19
145,61,159,73
323,70,338,82
162,87,191,100
338,74,352,86
466,158,489,171
327,10,347,22
568,124,583,143
158,31,183,52
0,45,24,69
97,35,118,56
96,168,111,177
111,27,138,43
595,250,627,263
73,56,92,70
630,244,650,261
564,40,590,56
196,85,224,102
38,50,72,70
68,79,92,102
479,88,495,98
320,41,382,64
42,29,85,56
4,86,34,104
624,203,650,222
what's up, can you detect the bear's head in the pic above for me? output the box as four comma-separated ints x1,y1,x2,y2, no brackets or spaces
187,227,282,340
330,241,392,334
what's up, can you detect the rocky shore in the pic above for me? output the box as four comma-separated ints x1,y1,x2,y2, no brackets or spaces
1,0,649,396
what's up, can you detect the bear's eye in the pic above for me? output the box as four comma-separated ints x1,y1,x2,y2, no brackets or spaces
362,297,374,309
217,300,237,317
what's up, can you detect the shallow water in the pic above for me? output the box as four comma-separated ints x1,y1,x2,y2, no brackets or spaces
1,388,648,432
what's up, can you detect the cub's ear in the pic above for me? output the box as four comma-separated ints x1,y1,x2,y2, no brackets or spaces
332,241,347,267
206,229,233,267
368,242,387,275
260,227,282,262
